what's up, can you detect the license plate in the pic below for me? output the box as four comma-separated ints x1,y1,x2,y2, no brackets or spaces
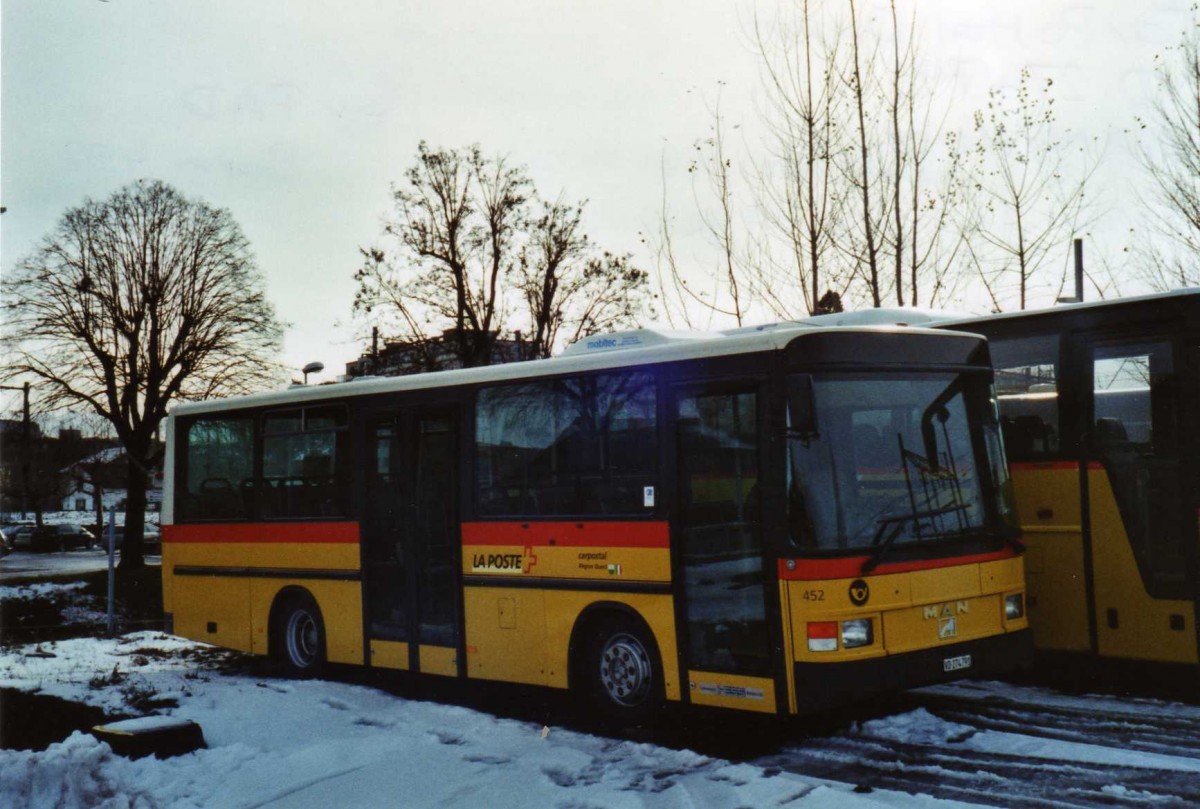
943,654,972,672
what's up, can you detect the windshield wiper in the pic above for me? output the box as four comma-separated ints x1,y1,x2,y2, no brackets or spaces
861,503,970,574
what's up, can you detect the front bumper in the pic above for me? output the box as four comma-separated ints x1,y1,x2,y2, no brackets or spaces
793,629,1032,715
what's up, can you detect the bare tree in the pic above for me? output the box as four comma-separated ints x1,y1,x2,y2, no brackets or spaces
961,69,1099,310
889,3,967,307
652,94,763,329
2,180,284,568
841,0,888,307
834,0,967,310
516,198,651,359
752,0,846,317
356,142,652,365
355,143,521,369
1134,4,1200,290
656,1,976,321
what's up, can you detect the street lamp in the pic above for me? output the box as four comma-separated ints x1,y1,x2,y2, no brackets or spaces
301,362,324,385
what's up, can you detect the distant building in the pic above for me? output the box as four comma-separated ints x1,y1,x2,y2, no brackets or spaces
0,419,42,439
344,328,524,379
59,447,164,514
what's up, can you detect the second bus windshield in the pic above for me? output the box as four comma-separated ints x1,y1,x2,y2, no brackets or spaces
787,372,1010,552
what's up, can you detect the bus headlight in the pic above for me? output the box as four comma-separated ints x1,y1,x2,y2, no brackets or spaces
1005,593,1024,620
807,621,838,652
841,618,874,649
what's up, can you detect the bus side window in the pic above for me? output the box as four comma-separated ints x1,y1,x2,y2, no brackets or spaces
476,372,657,517
182,417,255,521
990,335,1061,462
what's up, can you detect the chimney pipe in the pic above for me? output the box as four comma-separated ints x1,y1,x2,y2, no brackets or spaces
1074,238,1084,302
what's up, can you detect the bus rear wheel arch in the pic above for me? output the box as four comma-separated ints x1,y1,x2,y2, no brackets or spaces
570,607,664,725
269,588,327,677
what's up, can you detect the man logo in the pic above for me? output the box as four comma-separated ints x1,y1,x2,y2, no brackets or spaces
938,616,958,639
923,601,969,620
848,578,870,606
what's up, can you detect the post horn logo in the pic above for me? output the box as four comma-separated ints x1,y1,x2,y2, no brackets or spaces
848,578,870,606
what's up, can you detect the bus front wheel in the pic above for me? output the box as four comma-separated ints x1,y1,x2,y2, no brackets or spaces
273,592,326,677
583,616,663,725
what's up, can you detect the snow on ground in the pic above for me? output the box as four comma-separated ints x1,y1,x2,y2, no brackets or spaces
919,678,1200,726
0,633,976,809
0,550,160,585
857,706,1200,774
0,581,88,602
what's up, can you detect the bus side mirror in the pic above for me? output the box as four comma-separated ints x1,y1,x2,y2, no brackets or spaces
788,375,819,440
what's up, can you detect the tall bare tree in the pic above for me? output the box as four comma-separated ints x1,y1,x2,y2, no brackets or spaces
655,2,985,321
651,95,759,329
356,142,652,365
961,69,1099,310
516,198,652,359
753,0,846,317
1134,4,1200,290
752,0,962,313
834,0,965,309
2,180,284,568
840,0,888,307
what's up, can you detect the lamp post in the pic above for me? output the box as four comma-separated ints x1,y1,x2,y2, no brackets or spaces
301,362,324,386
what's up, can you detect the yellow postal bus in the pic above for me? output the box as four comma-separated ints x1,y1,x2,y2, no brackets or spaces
162,317,1030,720
942,290,1200,670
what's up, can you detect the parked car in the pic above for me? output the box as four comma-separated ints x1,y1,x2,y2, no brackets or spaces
1,522,33,554
6,524,37,550
23,523,96,553
89,524,162,554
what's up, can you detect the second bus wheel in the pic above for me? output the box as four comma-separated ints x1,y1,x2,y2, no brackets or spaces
274,592,327,677
583,616,664,725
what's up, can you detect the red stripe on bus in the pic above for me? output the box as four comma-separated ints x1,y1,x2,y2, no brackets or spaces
777,547,1018,581
462,521,670,549
163,523,360,544
1009,461,1103,471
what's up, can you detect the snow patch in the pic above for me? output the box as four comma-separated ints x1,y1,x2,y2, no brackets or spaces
858,708,977,745
0,581,87,602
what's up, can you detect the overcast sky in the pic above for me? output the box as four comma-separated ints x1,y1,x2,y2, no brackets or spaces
1,0,1189,397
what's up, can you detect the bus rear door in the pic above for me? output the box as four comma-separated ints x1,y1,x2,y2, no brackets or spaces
362,406,461,676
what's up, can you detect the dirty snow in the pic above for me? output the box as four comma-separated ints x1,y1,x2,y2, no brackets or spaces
857,706,1200,774
0,633,974,809
6,634,1200,808
0,581,88,602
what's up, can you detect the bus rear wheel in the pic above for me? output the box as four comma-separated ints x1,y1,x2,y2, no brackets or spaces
274,593,326,677
582,616,663,725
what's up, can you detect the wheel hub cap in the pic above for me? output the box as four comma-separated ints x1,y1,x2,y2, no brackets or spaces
286,610,318,668
599,633,651,706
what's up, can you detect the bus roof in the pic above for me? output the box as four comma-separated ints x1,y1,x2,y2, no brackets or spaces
171,321,983,418
936,287,1199,330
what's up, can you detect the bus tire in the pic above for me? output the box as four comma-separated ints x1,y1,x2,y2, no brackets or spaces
581,615,663,726
273,592,326,678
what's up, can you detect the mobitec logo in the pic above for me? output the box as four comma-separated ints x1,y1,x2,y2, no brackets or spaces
587,337,617,350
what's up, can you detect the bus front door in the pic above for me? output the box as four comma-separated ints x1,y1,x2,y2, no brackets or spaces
674,385,778,713
363,408,460,676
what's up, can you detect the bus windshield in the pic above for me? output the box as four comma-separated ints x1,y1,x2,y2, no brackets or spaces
787,372,1014,552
